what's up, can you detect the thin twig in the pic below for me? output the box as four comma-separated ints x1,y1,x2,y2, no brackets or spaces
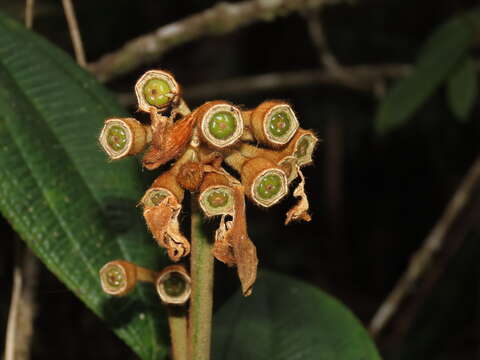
25,0,35,29
89,0,347,82
117,64,412,105
369,154,480,336
4,244,39,360
4,251,22,360
61,0,86,67
304,9,367,90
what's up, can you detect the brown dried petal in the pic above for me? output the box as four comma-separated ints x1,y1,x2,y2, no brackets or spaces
285,165,312,225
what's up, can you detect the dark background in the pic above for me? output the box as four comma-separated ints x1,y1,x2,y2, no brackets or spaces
1,0,479,359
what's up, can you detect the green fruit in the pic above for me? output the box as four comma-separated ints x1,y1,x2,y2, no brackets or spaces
256,173,282,200
269,111,291,137
163,273,187,297
208,111,237,140
106,125,127,151
207,190,230,208
103,265,124,289
143,78,172,107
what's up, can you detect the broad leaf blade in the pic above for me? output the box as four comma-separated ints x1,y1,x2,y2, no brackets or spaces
376,13,476,134
213,271,381,360
447,55,477,121
0,13,168,359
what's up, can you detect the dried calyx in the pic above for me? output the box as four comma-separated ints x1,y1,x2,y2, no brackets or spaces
98,69,319,296
241,157,288,207
135,70,180,112
99,118,151,160
244,101,299,148
196,101,244,149
156,265,191,305
99,260,157,296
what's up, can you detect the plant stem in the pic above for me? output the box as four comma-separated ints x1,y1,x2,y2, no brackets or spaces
168,308,188,360
188,198,214,360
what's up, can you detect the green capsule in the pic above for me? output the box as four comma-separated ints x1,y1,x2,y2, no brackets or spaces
106,125,127,151
143,78,172,107
268,111,291,137
102,265,124,290
163,272,187,297
256,173,282,200
207,190,230,208
208,111,237,140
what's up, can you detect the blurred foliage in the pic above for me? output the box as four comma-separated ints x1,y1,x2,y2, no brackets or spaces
376,9,479,133
0,0,479,359
447,55,478,121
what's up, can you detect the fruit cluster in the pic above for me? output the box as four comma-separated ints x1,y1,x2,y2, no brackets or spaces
99,70,318,295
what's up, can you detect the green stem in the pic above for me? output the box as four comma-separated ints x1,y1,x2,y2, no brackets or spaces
188,197,214,360
168,307,188,360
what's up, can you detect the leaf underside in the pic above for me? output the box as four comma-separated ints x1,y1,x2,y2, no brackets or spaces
213,271,382,360
0,13,169,360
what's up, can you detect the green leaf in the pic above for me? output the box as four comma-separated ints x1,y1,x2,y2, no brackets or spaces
376,12,478,134
0,13,168,359
213,271,381,360
447,55,477,121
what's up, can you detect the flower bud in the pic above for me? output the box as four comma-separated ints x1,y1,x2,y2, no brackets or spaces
156,265,191,305
135,70,180,112
99,118,151,160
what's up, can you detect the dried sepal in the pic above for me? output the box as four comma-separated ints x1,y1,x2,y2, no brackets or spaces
213,185,258,296
156,265,191,305
142,113,197,170
285,165,312,224
213,215,236,265
99,260,137,296
141,172,189,261
199,172,235,217
135,70,181,113
278,156,299,184
99,118,151,160
196,101,244,149
248,101,299,148
288,129,319,167
241,157,288,207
